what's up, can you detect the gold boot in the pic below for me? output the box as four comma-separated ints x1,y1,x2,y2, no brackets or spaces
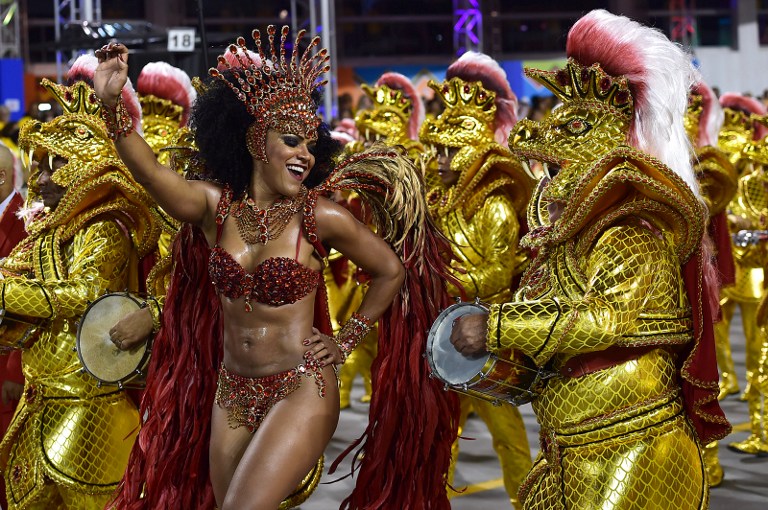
739,301,761,401
714,313,740,399
702,441,723,487
728,392,768,455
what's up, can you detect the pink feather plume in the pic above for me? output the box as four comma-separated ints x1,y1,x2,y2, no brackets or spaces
137,62,197,126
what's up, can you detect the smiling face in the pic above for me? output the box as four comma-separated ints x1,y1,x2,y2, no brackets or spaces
253,129,316,200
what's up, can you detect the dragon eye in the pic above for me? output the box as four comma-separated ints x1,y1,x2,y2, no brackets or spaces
461,118,477,130
72,125,93,140
565,118,591,135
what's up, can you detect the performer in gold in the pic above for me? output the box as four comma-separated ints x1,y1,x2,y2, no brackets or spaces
420,51,536,508
716,93,768,403
728,113,768,456
685,81,738,487
738,282,768,456
450,10,730,509
328,72,427,409
0,55,158,509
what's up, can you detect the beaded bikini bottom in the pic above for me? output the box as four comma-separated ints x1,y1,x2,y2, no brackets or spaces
215,353,327,433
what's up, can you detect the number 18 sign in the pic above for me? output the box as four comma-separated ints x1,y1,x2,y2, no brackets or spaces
167,28,196,52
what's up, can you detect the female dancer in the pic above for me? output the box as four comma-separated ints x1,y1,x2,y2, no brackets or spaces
93,29,405,509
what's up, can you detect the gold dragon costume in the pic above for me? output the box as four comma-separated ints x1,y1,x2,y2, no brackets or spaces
0,57,158,509
728,113,768,456
716,93,768,402
478,10,729,509
328,72,427,408
355,72,426,163
419,51,535,508
684,82,738,487
686,86,739,400
0,142,27,510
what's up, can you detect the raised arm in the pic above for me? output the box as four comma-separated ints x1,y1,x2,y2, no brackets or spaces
93,43,212,226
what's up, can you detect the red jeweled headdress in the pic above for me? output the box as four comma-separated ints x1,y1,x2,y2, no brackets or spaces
209,25,330,162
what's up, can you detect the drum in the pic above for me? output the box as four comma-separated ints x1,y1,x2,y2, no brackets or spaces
426,301,543,406
0,309,39,351
76,293,150,389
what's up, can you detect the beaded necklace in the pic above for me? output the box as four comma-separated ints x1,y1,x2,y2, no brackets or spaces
232,186,308,245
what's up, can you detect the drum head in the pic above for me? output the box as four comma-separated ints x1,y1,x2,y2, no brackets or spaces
427,302,490,385
77,293,144,384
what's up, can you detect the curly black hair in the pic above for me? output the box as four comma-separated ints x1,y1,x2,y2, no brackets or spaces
189,72,340,198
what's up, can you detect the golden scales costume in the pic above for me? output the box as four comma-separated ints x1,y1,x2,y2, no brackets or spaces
727,113,768,456
714,93,768,402
478,10,729,509
419,52,535,508
0,57,158,509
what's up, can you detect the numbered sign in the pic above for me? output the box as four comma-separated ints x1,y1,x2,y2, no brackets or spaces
167,28,196,52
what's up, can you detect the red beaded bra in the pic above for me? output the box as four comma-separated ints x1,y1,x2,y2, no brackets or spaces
208,188,322,310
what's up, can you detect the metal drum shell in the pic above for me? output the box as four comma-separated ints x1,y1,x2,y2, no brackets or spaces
426,301,539,406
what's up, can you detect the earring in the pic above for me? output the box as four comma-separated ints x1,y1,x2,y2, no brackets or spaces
246,124,269,163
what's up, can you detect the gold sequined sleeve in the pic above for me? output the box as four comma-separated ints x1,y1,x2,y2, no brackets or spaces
487,223,660,366
450,193,521,301
0,219,131,319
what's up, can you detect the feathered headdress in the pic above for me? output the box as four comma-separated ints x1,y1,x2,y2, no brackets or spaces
209,25,330,162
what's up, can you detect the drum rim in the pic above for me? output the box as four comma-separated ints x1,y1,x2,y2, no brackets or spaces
76,292,150,385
